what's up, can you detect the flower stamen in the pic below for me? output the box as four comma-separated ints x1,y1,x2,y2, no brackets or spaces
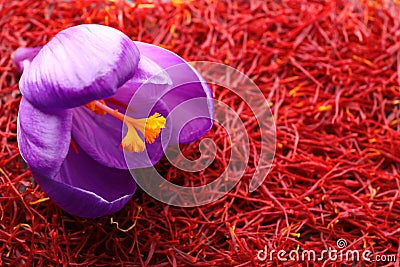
85,100,166,153
127,113,166,144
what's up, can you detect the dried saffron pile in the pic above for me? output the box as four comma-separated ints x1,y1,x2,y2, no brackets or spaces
1,0,399,266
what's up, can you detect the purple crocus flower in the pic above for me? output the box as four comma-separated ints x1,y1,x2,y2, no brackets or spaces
14,24,213,218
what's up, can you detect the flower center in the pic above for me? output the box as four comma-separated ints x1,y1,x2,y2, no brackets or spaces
85,100,166,153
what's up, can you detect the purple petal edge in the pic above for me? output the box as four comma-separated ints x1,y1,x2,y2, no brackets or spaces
20,24,140,110
134,42,214,144
33,172,135,218
35,143,137,218
18,97,136,218
12,47,42,73
17,97,72,178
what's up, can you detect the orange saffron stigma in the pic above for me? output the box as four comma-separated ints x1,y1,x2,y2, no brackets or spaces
85,100,166,153
84,100,107,115
70,138,79,154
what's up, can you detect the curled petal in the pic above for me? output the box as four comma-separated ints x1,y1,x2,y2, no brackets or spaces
33,143,136,218
17,97,72,178
134,42,214,144
20,24,140,110
12,46,42,73
119,55,172,94
108,54,172,109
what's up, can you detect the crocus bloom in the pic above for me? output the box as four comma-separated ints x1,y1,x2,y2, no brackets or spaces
14,24,213,218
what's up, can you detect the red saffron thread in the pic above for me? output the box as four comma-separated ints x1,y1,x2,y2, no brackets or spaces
0,0,399,266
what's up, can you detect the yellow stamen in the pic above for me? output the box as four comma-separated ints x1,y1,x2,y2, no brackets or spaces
121,124,146,153
86,100,166,153
127,113,166,144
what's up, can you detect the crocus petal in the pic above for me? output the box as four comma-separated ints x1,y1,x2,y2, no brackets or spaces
17,97,72,178
18,97,135,218
19,24,140,110
33,143,136,218
71,97,171,169
134,42,214,144
12,46,42,73
108,54,172,109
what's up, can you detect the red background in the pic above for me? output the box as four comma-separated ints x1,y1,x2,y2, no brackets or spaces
0,0,399,266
